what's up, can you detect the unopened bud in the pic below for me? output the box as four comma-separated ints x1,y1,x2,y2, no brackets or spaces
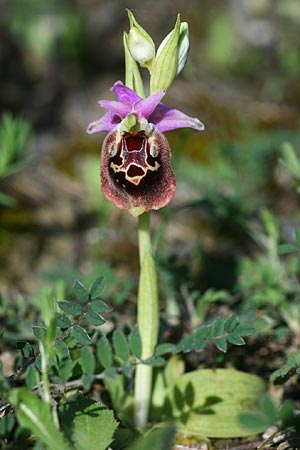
127,10,155,70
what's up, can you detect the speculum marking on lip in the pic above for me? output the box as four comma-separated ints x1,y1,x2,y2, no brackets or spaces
109,131,160,186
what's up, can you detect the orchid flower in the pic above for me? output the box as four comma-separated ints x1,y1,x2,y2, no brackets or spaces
87,81,204,216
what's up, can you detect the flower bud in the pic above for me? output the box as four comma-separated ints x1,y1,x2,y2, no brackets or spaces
127,10,155,70
177,22,189,75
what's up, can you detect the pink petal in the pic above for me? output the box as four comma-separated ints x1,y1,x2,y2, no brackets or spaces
134,90,166,118
99,100,131,118
149,104,205,132
87,112,121,134
111,81,141,104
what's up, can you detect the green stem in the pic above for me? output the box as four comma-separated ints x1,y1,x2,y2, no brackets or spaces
134,212,159,428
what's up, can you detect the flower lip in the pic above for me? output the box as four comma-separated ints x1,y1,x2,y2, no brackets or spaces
87,81,205,135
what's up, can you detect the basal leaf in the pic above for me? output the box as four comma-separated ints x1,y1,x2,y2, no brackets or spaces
165,368,266,438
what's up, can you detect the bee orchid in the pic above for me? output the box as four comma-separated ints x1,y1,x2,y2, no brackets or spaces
87,81,204,216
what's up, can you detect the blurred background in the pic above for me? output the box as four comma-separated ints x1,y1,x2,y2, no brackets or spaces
1,0,300,303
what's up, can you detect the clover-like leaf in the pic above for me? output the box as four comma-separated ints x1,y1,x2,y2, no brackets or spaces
73,280,89,303
71,325,91,346
89,276,106,299
58,301,83,316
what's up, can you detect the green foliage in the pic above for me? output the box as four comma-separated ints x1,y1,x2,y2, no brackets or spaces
165,369,266,438
239,394,299,435
0,114,33,206
270,351,300,384
9,388,69,450
126,424,176,450
59,396,118,450
176,315,254,354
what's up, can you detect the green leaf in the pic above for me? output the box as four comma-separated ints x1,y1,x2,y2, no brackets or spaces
57,357,73,382
121,361,134,379
25,365,39,390
9,388,69,450
71,325,91,346
212,317,225,336
154,343,177,356
59,396,118,450
143,356,166,367
73,280,89,303
113,329,130,362
166,368,266,438
82,374,94,390
238,411,270,433
58,301,83,316
16,341,34,358
129,326,142,358
0,414,14,437
235,324,255,336
228,332,245,346
127,423,176,450
90,299,111,313
260,394,278,422
295,227,300,245
97,336,113,369
270,351,300,383
85,311,105,326
89,276,106,299
213,337,227,352
225,315,238,332
80,346,96,375
56,312,71,328
278,243,297,254
32,326,47,341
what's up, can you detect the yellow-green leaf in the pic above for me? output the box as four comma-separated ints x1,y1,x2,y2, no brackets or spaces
165,368,266,438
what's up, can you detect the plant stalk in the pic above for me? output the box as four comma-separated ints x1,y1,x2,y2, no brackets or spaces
134,211,159,428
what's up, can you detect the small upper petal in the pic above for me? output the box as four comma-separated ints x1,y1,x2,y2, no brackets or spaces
111,81,141,105
148,103,205,132
87,111,121,134
134,90,166,118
